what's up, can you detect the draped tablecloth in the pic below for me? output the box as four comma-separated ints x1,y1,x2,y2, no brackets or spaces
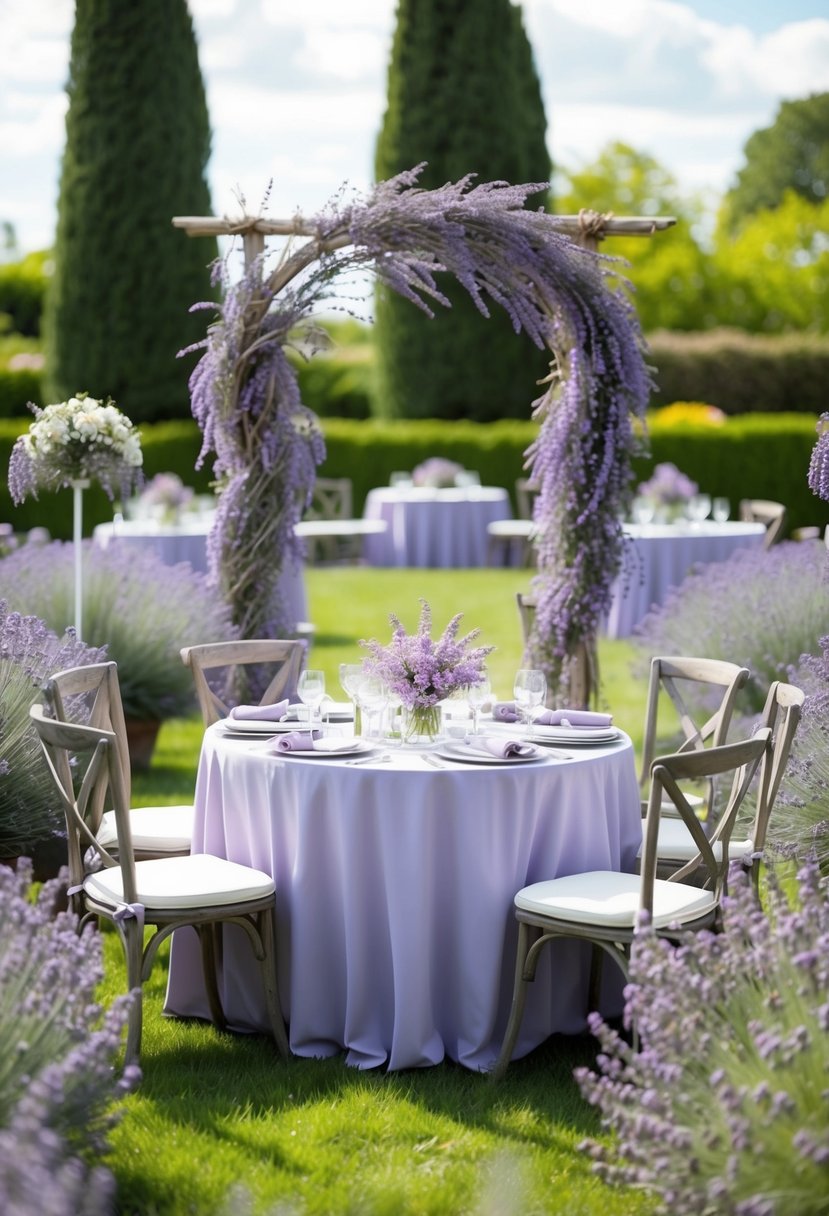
164,726,642,1071
93,517,308,624
605,520,767,639
362,486,511,567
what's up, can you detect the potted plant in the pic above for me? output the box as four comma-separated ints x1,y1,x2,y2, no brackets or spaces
0,542,237,769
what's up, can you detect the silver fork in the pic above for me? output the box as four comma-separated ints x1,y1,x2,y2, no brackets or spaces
421,754,447,769
346,752,391,766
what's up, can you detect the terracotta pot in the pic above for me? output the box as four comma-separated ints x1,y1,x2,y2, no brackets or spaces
124,717,162,772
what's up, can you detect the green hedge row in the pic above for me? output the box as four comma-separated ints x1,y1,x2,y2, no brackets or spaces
1,413,826,540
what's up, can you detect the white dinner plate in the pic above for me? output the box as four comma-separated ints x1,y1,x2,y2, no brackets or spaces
436,741,544,765
276,738,372,758
530,726,621,747
221,718,302,735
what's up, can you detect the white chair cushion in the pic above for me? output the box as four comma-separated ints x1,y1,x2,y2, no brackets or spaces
84,853,274,911
515,870,716,930
644,792,705,819
97,805,194,852
637,817,755,862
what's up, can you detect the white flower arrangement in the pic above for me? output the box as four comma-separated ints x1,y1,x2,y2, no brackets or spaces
9,393,143,503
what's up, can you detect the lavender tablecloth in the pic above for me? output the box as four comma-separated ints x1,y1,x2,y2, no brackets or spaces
362,486,511,567
605,520,767,638
164,725,642,1071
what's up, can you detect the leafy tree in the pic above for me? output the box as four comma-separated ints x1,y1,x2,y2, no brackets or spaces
373,0,551,420
723,92,829,232
45,0,216,423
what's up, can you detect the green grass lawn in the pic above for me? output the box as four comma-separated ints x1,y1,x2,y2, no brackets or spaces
120,567,656,1216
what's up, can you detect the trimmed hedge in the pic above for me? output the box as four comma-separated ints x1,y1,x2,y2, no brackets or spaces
2,412,826,540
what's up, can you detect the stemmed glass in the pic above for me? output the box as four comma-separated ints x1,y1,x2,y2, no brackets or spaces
357,677,388,742
297,669,326,730
467,676,492,736
339,662,364,735
513,668,546,738
686,494,712,526
712,496,730,523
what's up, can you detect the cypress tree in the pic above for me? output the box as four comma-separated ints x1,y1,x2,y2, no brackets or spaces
374,0,550,420
45,0,216,423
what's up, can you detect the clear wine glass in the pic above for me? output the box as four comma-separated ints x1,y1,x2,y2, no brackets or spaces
712,496,730,523
513,668,546,737
466,675,492,736
357,677,388,742
630,495,655,525
686,493,712,525
297,669,326,729
339,662,364,734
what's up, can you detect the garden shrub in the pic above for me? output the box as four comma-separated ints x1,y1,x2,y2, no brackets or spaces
0,542,236,722
0,252,50,338
0,365,43,418
633,542,829,714
576,862,829,1216
0,601,104,859
0,860,139,1216
772,636,829,875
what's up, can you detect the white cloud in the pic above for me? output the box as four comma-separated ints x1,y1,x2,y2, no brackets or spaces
208,80,384,136
295,28,390,82
0,93,67,157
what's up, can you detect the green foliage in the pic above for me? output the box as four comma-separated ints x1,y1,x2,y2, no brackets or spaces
0,365,43,419
44,0,217,424
0,250,50,337
712,193,829,333
647,329,829,413
373,0,551,420
724,91,829,231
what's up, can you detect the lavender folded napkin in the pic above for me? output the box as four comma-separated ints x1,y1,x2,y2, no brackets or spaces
463,735,537,759
492,701,520,723
274,729,322,752
228,699,290,722
532,708,613,728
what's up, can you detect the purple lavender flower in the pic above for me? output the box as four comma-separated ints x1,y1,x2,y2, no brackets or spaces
361,599,493,710
808,413,829,503
637,461,698,505
411,457,464,488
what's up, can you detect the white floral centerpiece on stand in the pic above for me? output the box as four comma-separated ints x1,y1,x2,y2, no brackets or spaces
361,599,493,745
8,394,143,638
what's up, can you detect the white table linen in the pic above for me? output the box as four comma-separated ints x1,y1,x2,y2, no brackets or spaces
362,486,511,567
605,520,766,638
93,517,308,624
164,725,642,1071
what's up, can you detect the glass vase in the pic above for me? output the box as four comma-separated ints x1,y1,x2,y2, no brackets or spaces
400,704,443,747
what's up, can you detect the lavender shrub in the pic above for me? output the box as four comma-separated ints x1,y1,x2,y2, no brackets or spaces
634,542,828,715
576,863,829,1215
187,169,652,694
772,636,829,874
0,601,104,857
0,541,236,721
0,861,139,1216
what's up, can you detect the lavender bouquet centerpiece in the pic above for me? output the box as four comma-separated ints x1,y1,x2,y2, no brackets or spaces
361,599,493,743
8,393,143,503
637,461,698,519
136,471,194,522
412,457,464,489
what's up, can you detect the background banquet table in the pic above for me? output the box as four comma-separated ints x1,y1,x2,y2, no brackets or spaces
362,485,511,567
164,724,642,1071
92,517,308,623
605,520,767,638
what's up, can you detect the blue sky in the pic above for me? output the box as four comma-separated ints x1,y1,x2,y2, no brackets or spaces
2,0,828,256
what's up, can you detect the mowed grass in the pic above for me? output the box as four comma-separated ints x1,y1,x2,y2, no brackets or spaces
119,567,656,1215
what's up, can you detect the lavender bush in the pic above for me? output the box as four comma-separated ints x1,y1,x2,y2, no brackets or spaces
0,600,104,858
807,413,829,503
576,862,829,1215
187,168,651,694
0,542,236,721
0,861,139,1216
634,542,829,714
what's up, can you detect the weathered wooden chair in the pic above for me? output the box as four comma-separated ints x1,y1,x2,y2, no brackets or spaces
180,639,305,728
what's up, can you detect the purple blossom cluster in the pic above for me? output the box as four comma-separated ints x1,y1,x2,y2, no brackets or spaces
361,599,493,710
0,542,236,721
138,471,193,513
576,862,829,1215
0,599,104,857
637,461,698,505
185,168,651,684
634,541,828,714
411,457,464,488
772,636,829,873
0,860,140,1215
808,413,829,503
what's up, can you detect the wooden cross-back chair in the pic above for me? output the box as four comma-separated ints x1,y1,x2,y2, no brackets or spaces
29,705,290,1065
739,498,786,548
180,639,305,728
299,476,380,564
490,728,770,1079
44,661,193,860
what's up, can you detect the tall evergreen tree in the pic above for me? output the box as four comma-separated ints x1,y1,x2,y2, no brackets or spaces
45,0,216,423
374,0,550,420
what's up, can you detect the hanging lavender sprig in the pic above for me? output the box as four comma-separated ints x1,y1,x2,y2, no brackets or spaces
184,168,651,685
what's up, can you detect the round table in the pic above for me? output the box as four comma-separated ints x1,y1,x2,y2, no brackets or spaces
93,517,308,624
362,486,512,567
605,520,767,638
164,724,642,1071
